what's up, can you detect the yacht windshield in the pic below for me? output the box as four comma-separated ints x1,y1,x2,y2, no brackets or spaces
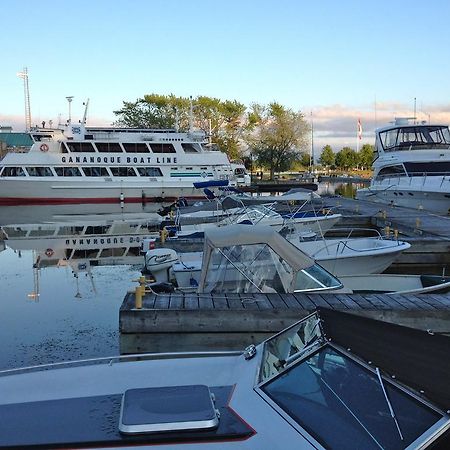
379,126,450,152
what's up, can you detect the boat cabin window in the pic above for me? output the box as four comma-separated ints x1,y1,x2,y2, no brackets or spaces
122,143,150,153
234,167,247,175
149,143,176,153
137,167,163,177
262,346,443,450
375,165,407,179
82,167,110,177
181,143,201,153
65,142,95,153
95,142,123,153
54,167,82,177
1,167,26,177
404,161,450,176
99,247,127,257
32,134,53,142
110,167,137,177
380,126,450,151
26,167,54,177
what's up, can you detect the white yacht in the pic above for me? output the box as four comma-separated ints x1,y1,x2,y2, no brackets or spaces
0,122,236,206
356,118,450,215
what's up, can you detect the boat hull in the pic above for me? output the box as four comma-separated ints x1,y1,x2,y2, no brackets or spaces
0,178,208,206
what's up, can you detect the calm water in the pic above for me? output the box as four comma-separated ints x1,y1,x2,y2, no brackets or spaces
0,182,359,370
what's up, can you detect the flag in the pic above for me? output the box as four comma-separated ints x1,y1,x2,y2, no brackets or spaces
357,118,362,140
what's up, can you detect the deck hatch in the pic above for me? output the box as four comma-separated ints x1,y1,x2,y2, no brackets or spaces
119,384,219,434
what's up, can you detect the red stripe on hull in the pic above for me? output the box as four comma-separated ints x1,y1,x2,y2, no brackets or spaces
0,196,204,206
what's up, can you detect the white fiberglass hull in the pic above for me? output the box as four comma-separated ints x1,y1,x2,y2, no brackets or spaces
338,274,450,294
0,178,209,206
293,237,410,276
357,178,450,215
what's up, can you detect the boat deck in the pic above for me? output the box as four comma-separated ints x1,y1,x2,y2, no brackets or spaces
120,291,450,354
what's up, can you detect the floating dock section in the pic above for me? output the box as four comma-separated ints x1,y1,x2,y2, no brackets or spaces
120,291,450,354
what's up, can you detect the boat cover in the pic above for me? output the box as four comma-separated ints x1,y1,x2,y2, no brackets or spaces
203,224,315,272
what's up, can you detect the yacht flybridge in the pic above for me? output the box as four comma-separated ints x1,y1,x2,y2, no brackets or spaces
0,122,237,206
356,118,450,215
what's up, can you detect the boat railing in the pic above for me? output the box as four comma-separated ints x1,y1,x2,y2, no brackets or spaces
377,172,450,185
0,350,243,377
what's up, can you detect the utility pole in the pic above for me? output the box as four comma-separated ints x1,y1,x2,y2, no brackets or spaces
310,111,314,173
17,67,31,131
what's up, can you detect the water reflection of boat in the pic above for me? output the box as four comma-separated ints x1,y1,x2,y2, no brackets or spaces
2,218,159,270
0,309,448,448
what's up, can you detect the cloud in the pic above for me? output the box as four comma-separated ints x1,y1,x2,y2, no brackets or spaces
0,114,113,132
308,102,450,151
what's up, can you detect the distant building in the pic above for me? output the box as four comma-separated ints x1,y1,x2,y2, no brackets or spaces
0,128,33,157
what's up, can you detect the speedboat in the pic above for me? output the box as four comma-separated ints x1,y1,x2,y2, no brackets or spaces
356,118,450,215
145,225,450,295
285,229,411,277
0,309,448,448
145,226,411,283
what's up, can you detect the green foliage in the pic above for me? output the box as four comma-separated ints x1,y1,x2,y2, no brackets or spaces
319,145,335,167
358,144,374,169
335,146,358,169
113,94,246,160
245,102,309,179
299,152,312,168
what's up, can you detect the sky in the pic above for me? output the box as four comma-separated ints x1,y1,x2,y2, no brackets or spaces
1,0,450,152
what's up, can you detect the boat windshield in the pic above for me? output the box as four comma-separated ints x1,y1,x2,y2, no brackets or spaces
200,242,342,294
257,312,447,449
201,243,296,293
261,345,444,450
379,126,450,152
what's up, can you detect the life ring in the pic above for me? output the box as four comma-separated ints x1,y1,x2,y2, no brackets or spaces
40,143,49,152
45,248,54,257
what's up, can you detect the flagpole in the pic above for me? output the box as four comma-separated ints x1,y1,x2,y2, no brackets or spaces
356,119,360,153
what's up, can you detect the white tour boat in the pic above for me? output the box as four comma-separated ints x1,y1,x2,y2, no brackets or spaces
0,120,237,206
356,118,450,215
0,309,448,448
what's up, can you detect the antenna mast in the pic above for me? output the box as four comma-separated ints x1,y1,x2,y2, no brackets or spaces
17,67,31,131
82,98,90,124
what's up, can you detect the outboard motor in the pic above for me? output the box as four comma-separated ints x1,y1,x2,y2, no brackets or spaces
143,248,178,283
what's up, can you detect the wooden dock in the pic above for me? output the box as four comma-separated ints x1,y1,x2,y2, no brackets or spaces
119,291,450,354
325,196,450,239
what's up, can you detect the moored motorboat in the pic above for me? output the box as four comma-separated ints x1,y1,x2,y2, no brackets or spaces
0,309,448,448
145,225,450,295
356,118,450,215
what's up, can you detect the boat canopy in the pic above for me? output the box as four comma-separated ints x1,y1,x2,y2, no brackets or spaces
198,225,342,294
203,224,314,271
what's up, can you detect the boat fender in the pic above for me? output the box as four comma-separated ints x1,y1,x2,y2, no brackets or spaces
40,143,49,152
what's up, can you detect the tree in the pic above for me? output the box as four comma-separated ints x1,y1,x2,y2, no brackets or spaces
358,144,374,169
113,94,247,160
245,102,309,180
319,145,335,167
335,146,358,169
